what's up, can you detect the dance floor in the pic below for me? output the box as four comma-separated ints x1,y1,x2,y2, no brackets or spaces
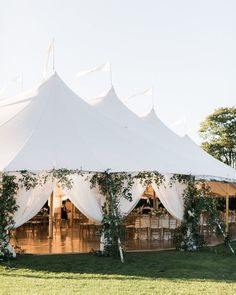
12,223,236,254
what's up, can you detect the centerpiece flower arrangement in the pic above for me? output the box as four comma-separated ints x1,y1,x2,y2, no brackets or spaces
150,207,167,216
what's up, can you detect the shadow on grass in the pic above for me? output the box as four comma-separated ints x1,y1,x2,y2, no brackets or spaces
1,243,236,282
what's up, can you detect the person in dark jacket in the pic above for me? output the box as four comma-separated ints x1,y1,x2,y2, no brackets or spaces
61,200,69,227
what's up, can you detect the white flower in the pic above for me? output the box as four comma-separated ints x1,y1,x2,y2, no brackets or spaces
187,228,191,237
188,210,194,217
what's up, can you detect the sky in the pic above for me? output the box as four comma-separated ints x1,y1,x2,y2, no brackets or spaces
0,0,236,143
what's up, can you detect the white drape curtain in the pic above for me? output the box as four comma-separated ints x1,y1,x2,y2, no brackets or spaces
118,179,146,216
11,175,186,227
152,175,186,220
13,178,54,228
62,175,146,223
12,173,185,229
62,174,103,223
12,174,144,228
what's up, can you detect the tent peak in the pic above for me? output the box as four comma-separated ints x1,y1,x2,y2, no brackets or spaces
39,71,72,93
140,106,157,119
89,86,118,106
41,71,60,84
102,85,116,97
0,71,63,108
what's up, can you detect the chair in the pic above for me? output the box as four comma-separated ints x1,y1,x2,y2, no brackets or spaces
124,214,136,239
150,216,162,240
134,215,150,240
200,213,210,237
161,214,171,240
229,212,235,225
54,212,61,227
169,218,177,238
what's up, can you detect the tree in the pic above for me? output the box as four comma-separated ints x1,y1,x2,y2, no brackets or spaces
199,107,236,169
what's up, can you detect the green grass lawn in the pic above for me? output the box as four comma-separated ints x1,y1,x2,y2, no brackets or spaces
1,244,236,295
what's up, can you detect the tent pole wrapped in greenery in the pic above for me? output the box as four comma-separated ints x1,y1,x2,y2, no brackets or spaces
171,174,235,254
0,174,18,260
90,170,165,262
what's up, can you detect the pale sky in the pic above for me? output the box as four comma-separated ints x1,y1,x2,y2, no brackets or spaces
1,0,236,143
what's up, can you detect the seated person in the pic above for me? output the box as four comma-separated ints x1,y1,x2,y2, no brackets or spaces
135,198,153,214
142,205,152,215
61,200,70,227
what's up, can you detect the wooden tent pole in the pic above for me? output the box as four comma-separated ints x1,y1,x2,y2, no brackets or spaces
225,184,229,234
153,189,157,210
49,191,54,239
70,203,74,227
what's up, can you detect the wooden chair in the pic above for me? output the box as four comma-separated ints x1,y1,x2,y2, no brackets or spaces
162,214,171,240
150,216,162,240
134,215,150,240
200,213,210,237
229,212,235,225
124,214,136,239
169,218,177,238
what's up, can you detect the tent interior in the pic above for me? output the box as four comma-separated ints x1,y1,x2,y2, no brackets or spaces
11,180,236,254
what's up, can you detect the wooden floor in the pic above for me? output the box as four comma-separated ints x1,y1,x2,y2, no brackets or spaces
12,224,236,254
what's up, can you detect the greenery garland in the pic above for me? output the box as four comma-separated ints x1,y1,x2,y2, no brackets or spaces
0,174,19,260
134,171,165,187
19,169,84,190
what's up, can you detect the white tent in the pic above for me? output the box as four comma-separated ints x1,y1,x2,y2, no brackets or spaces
91,87,236,181
0,73,188,174
1,73,235,229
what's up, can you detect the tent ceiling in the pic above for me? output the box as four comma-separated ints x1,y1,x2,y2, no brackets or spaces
206,182,236,197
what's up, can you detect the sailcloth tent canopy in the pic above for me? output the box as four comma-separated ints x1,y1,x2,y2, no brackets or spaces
142,109,236,181
1,72,235,231
90,87,236,181
0,72,190,174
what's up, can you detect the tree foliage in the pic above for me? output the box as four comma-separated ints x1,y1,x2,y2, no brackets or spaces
199,107,236,168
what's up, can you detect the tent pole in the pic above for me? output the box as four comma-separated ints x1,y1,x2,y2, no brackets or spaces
153,189,157,210
49,191,54,239
110,191,124,263
225,184,229,234
70,203,74,227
